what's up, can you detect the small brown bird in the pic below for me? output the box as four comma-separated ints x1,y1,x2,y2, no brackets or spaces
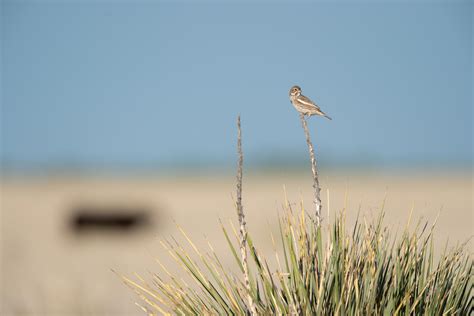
289,85,332,120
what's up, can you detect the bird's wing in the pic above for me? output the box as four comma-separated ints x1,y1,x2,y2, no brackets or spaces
297,95,321,111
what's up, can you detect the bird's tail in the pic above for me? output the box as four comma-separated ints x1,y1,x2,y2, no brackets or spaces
323,114,332,120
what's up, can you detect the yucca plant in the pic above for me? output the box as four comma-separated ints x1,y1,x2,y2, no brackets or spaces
120,203,472,315
120,117,472,315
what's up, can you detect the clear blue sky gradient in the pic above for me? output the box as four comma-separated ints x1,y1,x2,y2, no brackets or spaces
1,1,472,170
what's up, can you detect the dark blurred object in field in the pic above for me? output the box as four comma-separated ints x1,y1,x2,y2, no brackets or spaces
69,205,153,234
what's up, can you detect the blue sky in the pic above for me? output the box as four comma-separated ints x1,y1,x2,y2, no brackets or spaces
1,1,472,170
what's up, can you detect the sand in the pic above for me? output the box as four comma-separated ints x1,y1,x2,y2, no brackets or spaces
1,170,472,315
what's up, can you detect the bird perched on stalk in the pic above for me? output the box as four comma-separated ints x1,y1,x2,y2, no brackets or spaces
289,85,332,120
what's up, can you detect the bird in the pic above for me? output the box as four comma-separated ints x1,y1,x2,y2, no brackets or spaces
289,85,332,120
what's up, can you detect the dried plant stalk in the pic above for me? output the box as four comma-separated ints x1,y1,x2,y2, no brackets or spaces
236,115,257,315
299,113,322,225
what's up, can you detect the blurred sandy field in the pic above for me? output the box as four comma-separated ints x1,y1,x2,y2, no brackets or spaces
1,171,472,315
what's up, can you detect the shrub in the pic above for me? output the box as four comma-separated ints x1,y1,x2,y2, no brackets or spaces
120,116,472,314
120,205,472,315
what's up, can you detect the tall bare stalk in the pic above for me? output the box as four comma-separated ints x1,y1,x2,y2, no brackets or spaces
299,113,322,225
236,115,257,315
